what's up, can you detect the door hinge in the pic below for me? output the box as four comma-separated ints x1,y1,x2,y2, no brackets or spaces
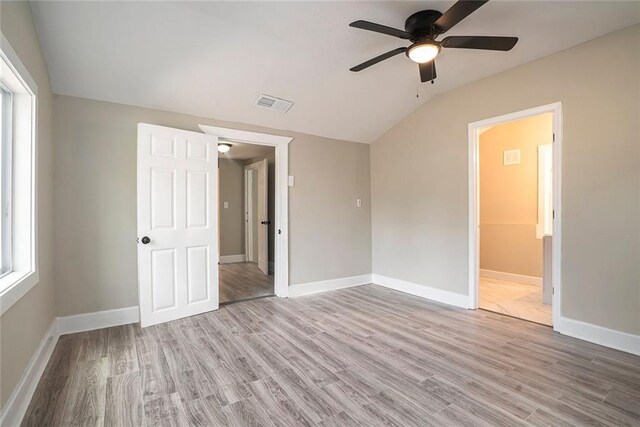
552,210,555,219
278,229,281,235
552,133,555,142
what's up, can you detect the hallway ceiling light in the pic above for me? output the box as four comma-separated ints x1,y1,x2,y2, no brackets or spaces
218,143,232,153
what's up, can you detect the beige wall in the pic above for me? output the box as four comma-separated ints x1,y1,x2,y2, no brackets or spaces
480,114,552,278
0,2,56,409
219,159,245,256
372,25,640,334
53,95,372,316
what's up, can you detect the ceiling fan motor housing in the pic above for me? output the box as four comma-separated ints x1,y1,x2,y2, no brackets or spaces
405,10,443,41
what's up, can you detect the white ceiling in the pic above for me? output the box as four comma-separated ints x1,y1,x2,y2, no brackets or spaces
31,1,640,143
218,141,274,160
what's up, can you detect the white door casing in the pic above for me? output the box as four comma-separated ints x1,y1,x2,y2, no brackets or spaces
468,102,562,327
137,123,219,327
257,159,268,274
199,124,291,298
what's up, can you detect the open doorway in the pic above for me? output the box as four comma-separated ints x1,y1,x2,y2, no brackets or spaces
218,141,275,304
469,103,562,327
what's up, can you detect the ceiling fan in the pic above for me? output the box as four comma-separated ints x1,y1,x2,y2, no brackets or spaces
349,0,518,83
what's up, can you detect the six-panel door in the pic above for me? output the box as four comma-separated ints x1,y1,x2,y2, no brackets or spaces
137,123,219,327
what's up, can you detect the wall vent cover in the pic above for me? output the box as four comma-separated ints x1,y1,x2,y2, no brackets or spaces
503,149,521,165
254,94,293,113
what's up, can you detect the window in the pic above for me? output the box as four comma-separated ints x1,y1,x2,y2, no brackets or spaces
0,34,38,314
1,86,13,276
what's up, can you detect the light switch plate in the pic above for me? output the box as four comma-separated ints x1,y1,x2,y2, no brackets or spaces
288,176,295,187
223,201,229,209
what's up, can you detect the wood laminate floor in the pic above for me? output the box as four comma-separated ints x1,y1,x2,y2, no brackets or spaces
23,285,640,426
219,262,274,304
479,276,552,326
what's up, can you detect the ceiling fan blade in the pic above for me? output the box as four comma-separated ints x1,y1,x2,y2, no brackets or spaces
433,0,489,33
441,36,518,51
350,47,407,72
349,20,411,39
419,60,437,82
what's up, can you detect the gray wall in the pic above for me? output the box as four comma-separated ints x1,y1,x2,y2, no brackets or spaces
53,95,372,316
371,25,640,334
289,134,372,284
0,2,56,409
219,159,245,256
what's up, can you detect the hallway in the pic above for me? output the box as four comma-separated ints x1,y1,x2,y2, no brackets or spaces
219,262,274,304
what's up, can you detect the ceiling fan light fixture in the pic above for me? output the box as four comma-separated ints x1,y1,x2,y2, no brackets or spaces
217,143,232,153
349,2,518,82
407,42,440,63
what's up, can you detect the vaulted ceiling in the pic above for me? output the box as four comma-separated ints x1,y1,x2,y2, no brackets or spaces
31,1,640,143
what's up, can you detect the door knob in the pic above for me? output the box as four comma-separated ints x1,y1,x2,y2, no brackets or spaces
141,236,151,245
261,221,271,225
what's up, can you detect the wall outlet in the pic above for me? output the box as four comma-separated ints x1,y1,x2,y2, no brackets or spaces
223,201,229,209
356,199,362,208
288,176,295,187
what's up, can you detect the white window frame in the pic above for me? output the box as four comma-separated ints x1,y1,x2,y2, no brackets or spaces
0,34,39,315
1,85,13,275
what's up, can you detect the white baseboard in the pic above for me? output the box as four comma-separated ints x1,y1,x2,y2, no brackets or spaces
57,306,139,335
289,274,372,297
480,269,542,286
372,274,469,309
219,254,246,264
555,316,640,356
0,321,59,426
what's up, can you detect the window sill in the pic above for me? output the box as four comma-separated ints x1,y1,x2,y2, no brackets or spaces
0,269,39,315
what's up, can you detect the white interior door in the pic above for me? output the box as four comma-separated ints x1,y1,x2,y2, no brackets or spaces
257,159,268,274
137,123,219,327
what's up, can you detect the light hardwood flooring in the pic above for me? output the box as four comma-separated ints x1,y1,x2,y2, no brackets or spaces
219,262,274,304
23,285,640,426
480,276,552,326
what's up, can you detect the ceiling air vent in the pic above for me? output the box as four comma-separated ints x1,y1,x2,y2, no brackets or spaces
254,94,293,113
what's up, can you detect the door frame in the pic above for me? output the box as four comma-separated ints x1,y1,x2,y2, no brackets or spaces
199,124,291,298
467,102,562,326
243,161,260,263
244,167,255,262
244,159,269,273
